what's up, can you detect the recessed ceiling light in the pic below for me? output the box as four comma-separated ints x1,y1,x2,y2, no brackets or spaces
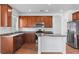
45,10,48,12
48,4,52,6
60,9,63,13
28,9,31,12
40,10,48,12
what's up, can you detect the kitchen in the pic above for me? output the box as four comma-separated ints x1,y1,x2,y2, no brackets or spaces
0,4,79,54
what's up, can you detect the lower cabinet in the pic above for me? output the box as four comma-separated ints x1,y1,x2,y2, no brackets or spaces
24,32,36,43
14,35,24,50
1,32,36,54
0,36,2,53
1,34,24,54
1,36,14,54
40,36,66,53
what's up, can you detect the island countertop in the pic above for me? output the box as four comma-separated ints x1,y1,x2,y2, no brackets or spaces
36,33,67,37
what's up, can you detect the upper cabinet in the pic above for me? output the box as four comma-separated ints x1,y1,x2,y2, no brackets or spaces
7,5,12,27
72,11,79,21
19,16,52,28
19,16,28,27
0,4,12,27
42,16,52,27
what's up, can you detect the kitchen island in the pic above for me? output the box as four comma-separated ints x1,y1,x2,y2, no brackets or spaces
37,33,67,54
0,31,67,54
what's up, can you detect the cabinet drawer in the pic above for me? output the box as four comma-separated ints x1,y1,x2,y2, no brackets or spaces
1,37,14,54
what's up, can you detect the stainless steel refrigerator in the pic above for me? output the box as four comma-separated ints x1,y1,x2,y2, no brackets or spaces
67,21,79,48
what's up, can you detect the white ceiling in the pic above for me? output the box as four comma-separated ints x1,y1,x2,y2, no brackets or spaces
10,4,79,14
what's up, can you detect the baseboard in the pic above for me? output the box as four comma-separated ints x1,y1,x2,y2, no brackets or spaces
41,52,62,54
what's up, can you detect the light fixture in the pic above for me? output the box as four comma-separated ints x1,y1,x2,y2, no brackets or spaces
40,10,48,12
48,4,52,6
60,9,63,13
28,9,31,12
8,9,12,12
45,10,48,12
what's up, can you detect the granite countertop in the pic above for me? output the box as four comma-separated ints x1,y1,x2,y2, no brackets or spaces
0,32,24,37
0,31,36,36
44,34,67,37
0,31,66,37
0,31,23,36
36,33,67,37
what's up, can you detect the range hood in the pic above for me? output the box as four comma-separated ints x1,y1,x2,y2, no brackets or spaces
34,22,45,28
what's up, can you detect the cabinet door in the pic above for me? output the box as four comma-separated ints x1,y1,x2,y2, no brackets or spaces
7,5,12,27
1,5,8,27
14,35,23,49
0,36,1,53
72,13,77,21
24,33,36,43
0,5,1,27
76,12,79,19
19,16,28,27
27,16,32,27
1,37,14,54
31,16,36,27
39,16,52,28
42,16,48,28
0,4,12,27
40,16,44,23
41,36,66,53
47,16,52,27
36,16,41,23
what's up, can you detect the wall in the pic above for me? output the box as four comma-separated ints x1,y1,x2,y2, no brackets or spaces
12,9,19,31
53,15,62,34
61,10,77,35
0,9,19,34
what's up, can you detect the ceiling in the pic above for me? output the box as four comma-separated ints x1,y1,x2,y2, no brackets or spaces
10,4,79,14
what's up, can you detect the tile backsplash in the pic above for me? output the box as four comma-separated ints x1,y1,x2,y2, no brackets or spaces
0,27,18,34
19,28,53,32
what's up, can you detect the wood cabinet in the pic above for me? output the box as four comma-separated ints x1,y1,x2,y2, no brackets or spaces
31,16,37,27
0,5,1,27
14,35,24,50
1,36,15,54
7,5,12,27
43,16,52,27
19,16,52,28
72,11,79,21
1,34,24,54
72,13,77,21
1,4,7,27
76,12,79,19
0,36,1,53
0,4,12,27
24,32,36,43
27,16,32,27
47,16,52,27
19,16,28,27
